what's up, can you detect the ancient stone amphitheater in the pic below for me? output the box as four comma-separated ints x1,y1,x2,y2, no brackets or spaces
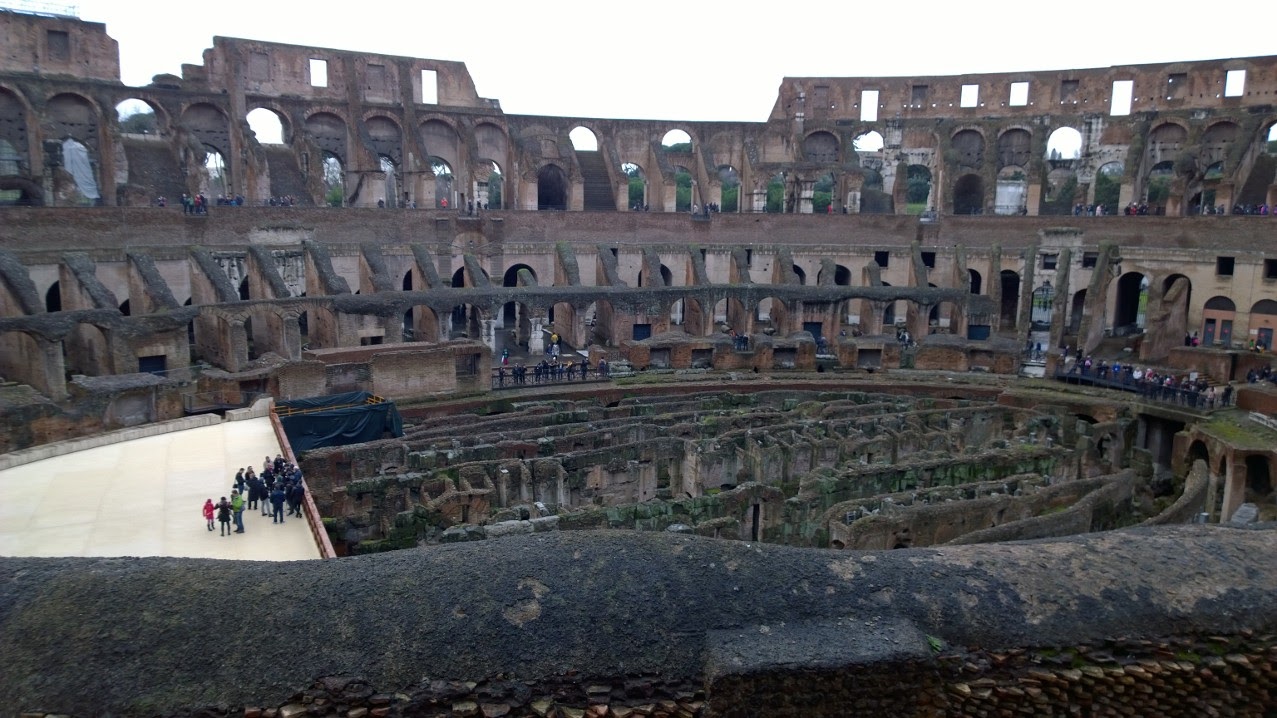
3,7,1277,718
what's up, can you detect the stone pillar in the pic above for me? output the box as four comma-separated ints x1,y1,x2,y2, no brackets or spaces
481,319,498,355
750,190,766,213
281,314,302,360
529,316,545,356
228,319,250,373
1221,459,1244,523
798,179,815,214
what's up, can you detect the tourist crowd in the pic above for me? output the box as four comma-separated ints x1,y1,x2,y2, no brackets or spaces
202,454,308,536
1061,353,1232,410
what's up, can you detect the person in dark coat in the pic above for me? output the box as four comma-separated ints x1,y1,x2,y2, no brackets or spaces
270,484,287,523
216,497,233,536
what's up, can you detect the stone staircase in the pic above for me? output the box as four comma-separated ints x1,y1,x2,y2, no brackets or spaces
119,136,185,203
575,150,615,211
263,146,312,205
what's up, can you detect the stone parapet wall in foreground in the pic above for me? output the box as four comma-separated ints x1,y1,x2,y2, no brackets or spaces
2,527,1277,716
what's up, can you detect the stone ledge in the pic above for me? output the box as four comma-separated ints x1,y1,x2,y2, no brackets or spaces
0,413,222,471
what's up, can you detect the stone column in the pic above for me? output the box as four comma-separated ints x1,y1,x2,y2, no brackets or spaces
529,316,545,356
481,318,498,355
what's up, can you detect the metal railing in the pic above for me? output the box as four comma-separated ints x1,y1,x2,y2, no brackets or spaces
1053,369,1228,412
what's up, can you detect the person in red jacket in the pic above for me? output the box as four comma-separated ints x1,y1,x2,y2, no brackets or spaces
202,498,215,532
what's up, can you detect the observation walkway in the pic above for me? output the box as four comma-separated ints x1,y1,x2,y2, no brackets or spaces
0,415,322,561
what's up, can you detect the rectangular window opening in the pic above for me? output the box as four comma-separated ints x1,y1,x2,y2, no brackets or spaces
746,249,753,267
1009,81,1029,106
309,58,328,87
46,30,69,62
1110,80,1133,116
860,90,879,121
1265,259,1277,280
1216,256,1235,276
874,250,890,268
1081,252,1098,269
1042,254,1058,270
960,84,979,108
911,85,928,106
921,251,936,268
1060,79,1079,103
421,69,438,104
1225,70,1246,97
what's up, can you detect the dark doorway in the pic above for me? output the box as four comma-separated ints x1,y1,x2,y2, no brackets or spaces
953,174,984,214
537,164,567,210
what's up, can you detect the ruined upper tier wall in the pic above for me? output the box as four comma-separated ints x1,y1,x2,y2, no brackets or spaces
0,9,119,82
196,37,489,110
771,56,1277,122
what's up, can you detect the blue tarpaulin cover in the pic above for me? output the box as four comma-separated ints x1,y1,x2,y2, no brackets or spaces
276,391,404,453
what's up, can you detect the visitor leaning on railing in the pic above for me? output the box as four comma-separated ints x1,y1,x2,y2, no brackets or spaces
1055,360,1232,411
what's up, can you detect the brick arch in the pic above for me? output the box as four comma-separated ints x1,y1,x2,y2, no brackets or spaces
179,102,231,155
305,111,350,164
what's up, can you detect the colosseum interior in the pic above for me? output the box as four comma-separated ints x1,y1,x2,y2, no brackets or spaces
3,6,1277,717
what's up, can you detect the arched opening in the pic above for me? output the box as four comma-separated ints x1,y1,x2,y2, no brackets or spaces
994,166,1028,215
999,270,1020,329
953,173,984,215
1042,167,1078,215
813,171,835,213
1114,272,1148,334
818,264,852,286
569,126,598,151
45,282,61,312
792,265,807,285
1070,289,1087,334
674,166,693,212
622,162,646,210
59,136,100,205
718,165,740,212
766,172,785,213
1201,295,1236,346
322,151,344,207
1146,160,1174,210
1095,162,1123,213
501,301,533,349
48,93,101,204
997,128,1032,169
1045,127,1082,161
905,165,932,214
1030,283,1054,329
570,127,609,210
246,107,285,144
430,157,453,209
587,300,615,346
803,131,839,162
1237,123,1277,206
406,304,439,343
116,99,157,135
378,155,398,208
661,129,692,152
853,130,884,153
537,164,568,210
968,269,982,295
756,296,787,334
119,299,130,317
950,129,985,169
714,297,748,335
682,296,707,336
1186,440,1210,475
502,264,536,329
202,145,228,199
1245,455,1272,504
476,160,502,210
1250,299,1277,351
238,276,251,301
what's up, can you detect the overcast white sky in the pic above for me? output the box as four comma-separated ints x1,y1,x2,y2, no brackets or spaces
74,0,1272,123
